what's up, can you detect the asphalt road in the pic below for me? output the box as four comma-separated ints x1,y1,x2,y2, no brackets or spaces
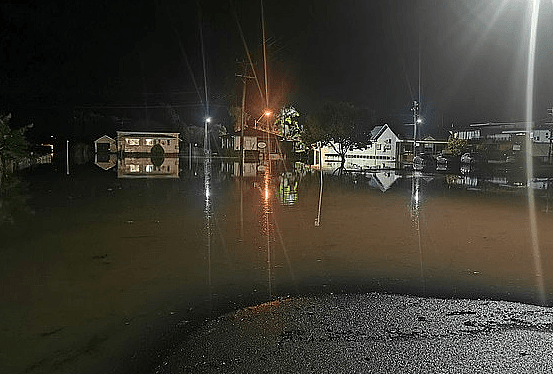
154,293,553,373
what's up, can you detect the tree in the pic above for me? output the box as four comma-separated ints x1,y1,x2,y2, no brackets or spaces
275,105,302,140
0,114,30,183
303,102,371,169
446,135,469,156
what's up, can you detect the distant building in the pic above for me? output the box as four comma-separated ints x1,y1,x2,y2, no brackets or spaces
314,124,447,170
453,122,552,143
116,131,180,154
94,132,181,177
452,121,553,163
232,127,286,162
94,135,117,153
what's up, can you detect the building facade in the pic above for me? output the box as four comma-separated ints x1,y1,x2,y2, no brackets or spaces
314,124,447,170
116,131,180,154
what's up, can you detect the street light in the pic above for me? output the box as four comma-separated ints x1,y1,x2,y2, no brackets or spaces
254,110,272,129
204,116,211,154
411,100,420,157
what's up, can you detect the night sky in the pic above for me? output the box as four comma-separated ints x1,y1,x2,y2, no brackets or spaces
2,0,553,138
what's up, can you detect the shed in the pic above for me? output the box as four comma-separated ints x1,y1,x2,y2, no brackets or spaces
94,135,117,153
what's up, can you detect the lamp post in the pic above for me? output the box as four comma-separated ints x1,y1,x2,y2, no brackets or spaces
411,100,420,157
204,116,211,156
254,110,272,130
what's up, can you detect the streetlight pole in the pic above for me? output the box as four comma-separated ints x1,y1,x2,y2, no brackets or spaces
255,111,272,130
411,100,420,158
204,117,211,156
255,111,272,165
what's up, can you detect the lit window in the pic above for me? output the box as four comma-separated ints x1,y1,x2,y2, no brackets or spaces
145,139,154,145
146,165,153,172
127,138,140,146
129,165,140,172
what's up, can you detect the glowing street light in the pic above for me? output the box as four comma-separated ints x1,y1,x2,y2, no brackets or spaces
411,100,421,157
204,116,212,154
254,110,272,129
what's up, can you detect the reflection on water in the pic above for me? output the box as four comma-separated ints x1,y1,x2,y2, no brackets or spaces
410,173,425,295
4,158,553,373
117,156,179,179
0,174,30,226
278,172,299,206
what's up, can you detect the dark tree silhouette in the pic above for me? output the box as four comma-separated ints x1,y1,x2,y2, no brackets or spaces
303,102,371,169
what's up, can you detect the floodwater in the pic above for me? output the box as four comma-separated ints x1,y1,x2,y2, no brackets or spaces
2,157,553,374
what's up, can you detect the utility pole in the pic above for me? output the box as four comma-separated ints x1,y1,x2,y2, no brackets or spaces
411,100,420,158
547,108,553,164
236,61,255,176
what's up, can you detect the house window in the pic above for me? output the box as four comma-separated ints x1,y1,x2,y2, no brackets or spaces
146,165,153,173
145,139,154,146
126,138,140,146
129,164,140,172
376,143,381,150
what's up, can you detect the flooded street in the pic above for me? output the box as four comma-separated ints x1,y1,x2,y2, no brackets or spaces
2,158,553,374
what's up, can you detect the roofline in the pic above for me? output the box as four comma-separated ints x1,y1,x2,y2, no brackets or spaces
116,131,179,137
371,124,389,141
95,135,116,142
469,122,532,127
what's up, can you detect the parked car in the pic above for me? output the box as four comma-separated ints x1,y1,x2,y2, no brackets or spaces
413,153,436,172
460,152,482,165
436,153,460,172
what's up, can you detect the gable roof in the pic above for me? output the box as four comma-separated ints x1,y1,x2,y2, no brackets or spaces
369,125,384,141
369,124,408,141
94,135,115,144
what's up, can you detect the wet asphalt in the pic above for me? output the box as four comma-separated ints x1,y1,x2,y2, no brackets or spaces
154,293,553,373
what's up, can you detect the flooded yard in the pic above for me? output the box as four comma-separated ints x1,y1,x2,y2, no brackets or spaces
2,158,553,374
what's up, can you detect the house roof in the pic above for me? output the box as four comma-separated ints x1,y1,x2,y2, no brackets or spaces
387,123,413,140
469,122,530,128
369,123,412,141
116,131,179,138
94,135,115,143
369,125,384,141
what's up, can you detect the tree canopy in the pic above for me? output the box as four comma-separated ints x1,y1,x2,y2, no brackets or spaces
445,135,469,156
302,102,371,167
0,114,30,177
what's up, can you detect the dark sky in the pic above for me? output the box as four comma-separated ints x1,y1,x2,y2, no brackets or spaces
2,0,553,136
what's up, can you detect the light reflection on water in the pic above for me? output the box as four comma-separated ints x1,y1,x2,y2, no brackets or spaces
2,159,553,373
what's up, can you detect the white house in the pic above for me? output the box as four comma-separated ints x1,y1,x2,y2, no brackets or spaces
116,131,180,154
314,124,405,170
